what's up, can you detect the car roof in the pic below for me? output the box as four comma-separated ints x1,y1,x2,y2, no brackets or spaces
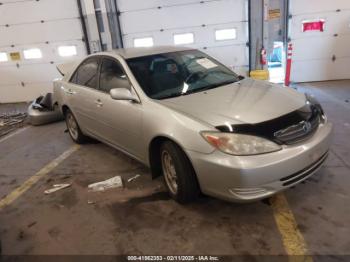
97,46,195,59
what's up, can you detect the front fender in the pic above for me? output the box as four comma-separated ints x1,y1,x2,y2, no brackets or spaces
142,101,216,163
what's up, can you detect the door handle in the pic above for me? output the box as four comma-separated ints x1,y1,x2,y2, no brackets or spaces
95,99,103,107
64,88,76,95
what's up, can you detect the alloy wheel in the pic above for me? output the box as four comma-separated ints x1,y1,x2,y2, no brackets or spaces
67,113,79,140
161,150,178,195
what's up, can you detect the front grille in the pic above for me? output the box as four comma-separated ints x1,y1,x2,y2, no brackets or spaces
280,151,328,187
274,114,320,145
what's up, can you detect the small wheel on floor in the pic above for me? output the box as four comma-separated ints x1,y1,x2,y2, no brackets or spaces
160,141,200,204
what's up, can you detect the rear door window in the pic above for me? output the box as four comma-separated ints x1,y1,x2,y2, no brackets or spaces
70,57,100,89
99,58,130,93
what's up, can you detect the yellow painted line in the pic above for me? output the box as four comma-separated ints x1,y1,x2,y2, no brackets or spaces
0,126,31,144
270,193,313,261
0,145,80,210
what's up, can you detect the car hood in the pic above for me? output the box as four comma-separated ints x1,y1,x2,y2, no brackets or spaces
157,78,307,127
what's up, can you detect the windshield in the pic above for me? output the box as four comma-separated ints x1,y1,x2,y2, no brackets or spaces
126,50,240,100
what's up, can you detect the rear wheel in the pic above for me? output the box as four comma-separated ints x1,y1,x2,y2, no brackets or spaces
65,109,87,144
160,141,200,204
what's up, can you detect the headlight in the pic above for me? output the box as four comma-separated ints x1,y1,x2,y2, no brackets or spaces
305,93,327,122
201,132,282,156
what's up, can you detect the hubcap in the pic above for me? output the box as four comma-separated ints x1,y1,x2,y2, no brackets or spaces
67,113,78,140
161,150,178,195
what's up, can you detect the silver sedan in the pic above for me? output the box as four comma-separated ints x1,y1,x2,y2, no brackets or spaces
53,46,332,203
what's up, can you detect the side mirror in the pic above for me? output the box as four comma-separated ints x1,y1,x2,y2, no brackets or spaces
110,88,140,103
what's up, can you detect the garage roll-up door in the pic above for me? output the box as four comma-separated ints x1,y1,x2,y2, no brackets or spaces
289,0,350,82
116,0,249,76
0,0,86,103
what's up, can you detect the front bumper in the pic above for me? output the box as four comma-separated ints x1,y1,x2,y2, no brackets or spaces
187,122,333,202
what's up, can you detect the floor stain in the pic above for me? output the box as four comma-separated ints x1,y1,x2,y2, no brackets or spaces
126,191,171,205
17,230,25,241
48,227,61,239
27,221,37,228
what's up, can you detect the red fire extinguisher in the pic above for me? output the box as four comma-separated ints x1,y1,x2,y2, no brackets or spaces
260,47,267,65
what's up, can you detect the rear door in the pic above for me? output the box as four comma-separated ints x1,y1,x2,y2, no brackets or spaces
93,57,143,157
67,56,102,135
289,0,350,82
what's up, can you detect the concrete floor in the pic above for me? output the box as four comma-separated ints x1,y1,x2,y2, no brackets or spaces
0,81,349,257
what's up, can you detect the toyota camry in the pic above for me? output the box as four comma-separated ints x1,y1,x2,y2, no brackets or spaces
53,46,332,203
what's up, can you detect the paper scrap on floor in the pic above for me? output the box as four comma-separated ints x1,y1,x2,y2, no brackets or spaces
128,174,141,183
44,184,71,194
88,176,123,192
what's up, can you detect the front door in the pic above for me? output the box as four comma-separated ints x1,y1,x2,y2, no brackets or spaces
93,58,143,158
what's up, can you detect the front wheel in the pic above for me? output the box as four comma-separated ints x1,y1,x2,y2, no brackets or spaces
65,109,87,144
160,141,200,204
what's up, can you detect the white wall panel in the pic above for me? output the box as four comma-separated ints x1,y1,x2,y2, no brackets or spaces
7,64,58,83
0,65,20,85
0,0,80,25
122,22,246,48
1,83,54,104
290,11,350,40
292,35,350,62
292,57,350,83
0,20,83,47
117,0,232,13
0,62,61,102
0,0,86,103
289,0,350,82
205,44,248,66
117,0,249,73
290,0,350,15
119,1,246,34
0,41,85,64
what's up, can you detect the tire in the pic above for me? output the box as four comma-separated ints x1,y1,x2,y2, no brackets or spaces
160,141,200,204
65,109,87,144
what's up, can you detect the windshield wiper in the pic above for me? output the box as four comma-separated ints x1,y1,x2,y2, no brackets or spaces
155,92,184,100
185,79,237,95
155,79,238,99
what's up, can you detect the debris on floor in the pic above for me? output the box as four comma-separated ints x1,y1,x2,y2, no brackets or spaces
127,174,141,183
17,230,25,241
28,93,64,126
0,112,27,138
44,184,71,194
88,176,123,192
27,221,37,228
